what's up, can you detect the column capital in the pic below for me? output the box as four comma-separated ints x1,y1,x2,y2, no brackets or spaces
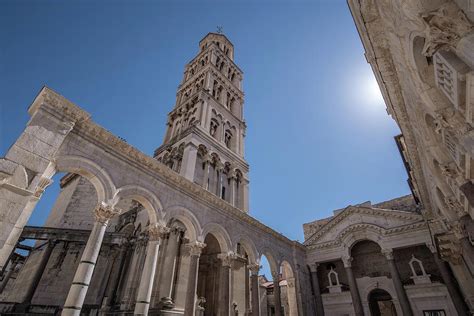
147,223,170,241
33,176,53,198
218,251,237,267
341,255,353,268
382,248,394,260
309,263,320,273
426,243,437,254
248,263,261,276
94,202,121,223
271,271,280,282
287,277,296,288
186,241,206,257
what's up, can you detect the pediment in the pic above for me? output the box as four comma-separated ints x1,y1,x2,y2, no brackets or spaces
303,206,424,246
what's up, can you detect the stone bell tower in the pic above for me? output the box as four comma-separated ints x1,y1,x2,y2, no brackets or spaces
154,33,249,212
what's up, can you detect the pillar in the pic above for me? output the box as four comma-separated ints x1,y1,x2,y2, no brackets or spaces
382,249,413,316
216,163,224,197
342,256,363,316
272,271,282,316
134,223,169,315
202,155,211,190
184,241,206,316
309,264,324,316
14,240,56,312
245,264,250,315
218,252,235,316
159,227,184,309
248,263,260,316
180,143,198,181
0,256,19,293
62,202,120,316
429,245,469,316
228,171,236,207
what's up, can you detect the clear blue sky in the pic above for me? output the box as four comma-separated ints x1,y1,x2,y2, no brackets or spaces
0,0,410,244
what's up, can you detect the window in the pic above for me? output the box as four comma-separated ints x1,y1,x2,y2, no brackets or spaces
221,186,226,199
224,130,232,148
210,120,219,138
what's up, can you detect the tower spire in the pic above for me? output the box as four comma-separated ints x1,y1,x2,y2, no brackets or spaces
154,33,249,212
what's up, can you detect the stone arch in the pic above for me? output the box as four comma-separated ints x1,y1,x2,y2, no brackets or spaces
233,235,258,264
163,206,202,242
338,224,385,251
259,249,279,274
201,222,232,252
54,155,116,202
114,185,163,224
280,260,298,316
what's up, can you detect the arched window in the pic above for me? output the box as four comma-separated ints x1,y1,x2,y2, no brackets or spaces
210,119,219,138
224,130,232,148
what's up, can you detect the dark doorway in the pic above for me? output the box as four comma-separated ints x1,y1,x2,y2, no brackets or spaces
368,289,397,316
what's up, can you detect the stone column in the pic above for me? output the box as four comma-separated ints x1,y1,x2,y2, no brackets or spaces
0,176,52,270
202,155,211,190
216,163,224,197
242,178,249,212
342,256,363,316
244,264,250,315
272,271,282,316
184,241,206,316
228,171,236,207
62,202,120,316
429,245,469,316
309,264,324,316
159,227,184,309
218,252,235,316
248,263,260,316
134,223,169,315
180,143,198,181
382,249,413,316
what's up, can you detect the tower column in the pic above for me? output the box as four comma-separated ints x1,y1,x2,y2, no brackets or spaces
228,170,236,206
309,263,324,316
248,263,260,316
342,256,363,316
180,143,198,181
62,202,120,316
134,224,169,315
382,249,413,316
184,241,206,316
202,155,211,190
272,271,282,316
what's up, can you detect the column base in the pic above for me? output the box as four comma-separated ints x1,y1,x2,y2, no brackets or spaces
158,296,175,310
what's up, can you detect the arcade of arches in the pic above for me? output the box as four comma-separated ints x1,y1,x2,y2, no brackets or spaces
1,1,474,315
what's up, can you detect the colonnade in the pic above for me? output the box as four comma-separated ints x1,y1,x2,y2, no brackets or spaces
58,202,279,316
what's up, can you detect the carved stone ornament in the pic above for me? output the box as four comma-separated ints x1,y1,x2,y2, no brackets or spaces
439,163,458,179
444,196,465,217
186,241,206,257
247,263,261,275
147,223,170,241
94,202,121,223
437,232,463,264
341,255,353,268
421,2,474,57
218,251,237,267
33,177,53,198
287,277,296,288
382,248,394,260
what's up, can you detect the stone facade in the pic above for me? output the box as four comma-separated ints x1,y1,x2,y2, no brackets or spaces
1,4,474,314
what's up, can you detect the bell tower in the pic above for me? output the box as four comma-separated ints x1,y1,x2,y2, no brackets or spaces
154,33,249,212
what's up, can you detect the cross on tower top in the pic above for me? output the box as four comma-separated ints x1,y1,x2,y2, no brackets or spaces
216,26,224,34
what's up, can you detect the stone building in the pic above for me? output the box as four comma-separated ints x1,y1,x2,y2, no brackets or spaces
1,1,474,315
